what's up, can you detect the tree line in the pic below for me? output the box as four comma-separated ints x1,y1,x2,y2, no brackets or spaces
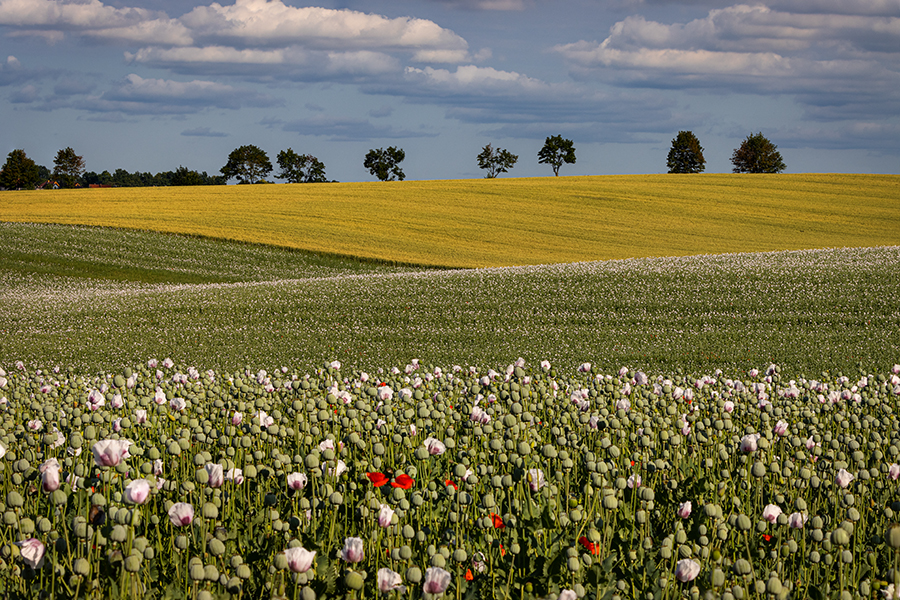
0,132,784,190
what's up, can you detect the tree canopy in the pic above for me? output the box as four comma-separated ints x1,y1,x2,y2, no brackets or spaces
0,149,40,190
364,147,405,181
53,147,85,188
731,133,786,174
221,145,273,184
667,131,706,174
276,149,328,183
538,135,576,176
477,144,518,178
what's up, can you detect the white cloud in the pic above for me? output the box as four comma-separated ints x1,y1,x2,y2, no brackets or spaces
81,73,282,114
553,4,900,118
277,115,438,141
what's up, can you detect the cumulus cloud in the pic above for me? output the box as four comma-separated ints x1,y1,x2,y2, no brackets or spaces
79,73,282,114
553,3,900,127
0,0,473,77
379,64,677,142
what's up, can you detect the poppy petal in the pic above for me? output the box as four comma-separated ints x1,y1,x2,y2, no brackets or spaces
366,472,390,487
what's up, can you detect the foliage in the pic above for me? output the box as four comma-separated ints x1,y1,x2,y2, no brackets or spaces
81,168,224,188
221,145,273,184
53,147,85,188
364,147,405,182
0,357,899,598
276,149,328,183
0,149,39,190
667,131,706,174
477,144,519,179
538,135,576,176
731,133,786,174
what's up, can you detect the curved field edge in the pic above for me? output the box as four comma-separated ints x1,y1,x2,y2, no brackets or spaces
1,173,898,269
0,222,423,285
1,246,897,375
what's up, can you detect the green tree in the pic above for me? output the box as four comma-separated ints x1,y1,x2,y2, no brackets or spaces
53,147,85,188
731,132,786,174
221,145,273,184
667,131,706,174
0,149,40,190
477,144,518,178
276,149,328,183
538,135,576,176
364,147,405,181
170,166,205,186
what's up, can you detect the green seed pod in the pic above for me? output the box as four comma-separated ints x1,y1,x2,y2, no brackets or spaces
567,556,581,573
190,564,206,581
733,559,752,576
204,565,219,581
237,564,252,579
72,556,91,577
175,535,189,550
345,571,364,590
209,539,226,556
124,554,142,573
736,514,752,531
406,567,422,583
202,502,218,519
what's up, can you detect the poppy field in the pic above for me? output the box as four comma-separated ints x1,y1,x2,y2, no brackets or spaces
0,177,898,599
2,356,900,600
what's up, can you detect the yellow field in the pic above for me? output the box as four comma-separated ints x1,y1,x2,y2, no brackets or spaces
1,174,897,268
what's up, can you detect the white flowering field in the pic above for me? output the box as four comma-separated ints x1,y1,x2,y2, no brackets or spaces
0,223,899,599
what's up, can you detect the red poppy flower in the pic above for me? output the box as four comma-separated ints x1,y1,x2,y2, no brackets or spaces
579,536,600,555
465,568,473,581
366,472,390,487
391,474,414,490
490,513,505,529
762,534,772,542
499,544,506,557
445,479,458,490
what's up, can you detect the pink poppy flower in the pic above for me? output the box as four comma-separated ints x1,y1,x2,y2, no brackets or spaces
787,512,807,529
762,504,782,523
232,411,242,425
890,464,900,480
205,463,224,488
424,437,446,455
423,567,451,594
773,420,789,437
91,439,132,467
675,558,701,582
287,472,308,491
134,409,147,424
677,501,692,519
341,537,364,563
17,538,45,569
470,406,491,424
378,568,405,593
168,502,194,527
284,546,316,573
124,479,151,504
526,468,546,491
170,398,186,412
225,468,243,485
40,458,60,493
627,474,641,489
835,468,854,489
740,433,760,453
377,504,394,528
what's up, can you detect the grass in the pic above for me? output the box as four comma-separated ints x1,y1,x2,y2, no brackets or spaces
0,174,898,268
0,222,896,374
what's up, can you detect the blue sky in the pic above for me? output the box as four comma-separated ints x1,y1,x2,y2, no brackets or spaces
1,0,898,182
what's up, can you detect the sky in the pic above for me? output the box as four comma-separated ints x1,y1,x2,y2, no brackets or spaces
1,0,898,182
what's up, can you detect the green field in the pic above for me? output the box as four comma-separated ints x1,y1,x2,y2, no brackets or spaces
0,222,896,374
1,174,897,268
